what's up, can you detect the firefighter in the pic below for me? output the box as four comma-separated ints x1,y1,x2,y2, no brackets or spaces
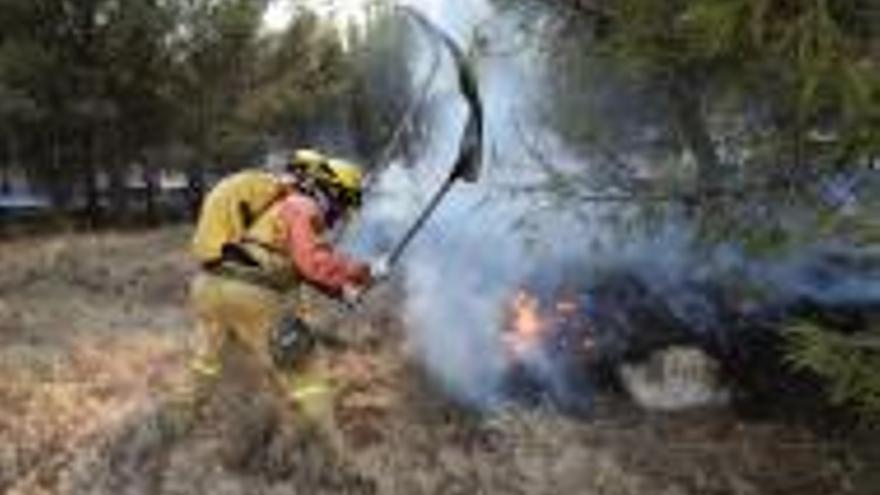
187,149,385,414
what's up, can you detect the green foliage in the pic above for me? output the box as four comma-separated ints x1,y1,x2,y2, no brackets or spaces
599,0,878,116
236,12,352,137
346,5,422,164
786,321,880,421
0,0,374,211
168,0,269,165
816,186,880,246
517,0,878,199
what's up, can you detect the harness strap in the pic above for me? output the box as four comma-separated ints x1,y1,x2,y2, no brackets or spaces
239,235,288,256
202,259,290,293
240,187,288,231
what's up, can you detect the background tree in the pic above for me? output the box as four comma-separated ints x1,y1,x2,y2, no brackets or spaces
0,0,412,223
500,0,878,200
346,5,427,169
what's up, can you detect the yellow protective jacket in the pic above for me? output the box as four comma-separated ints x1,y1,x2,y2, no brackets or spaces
191,170,288,264
192,171,369,295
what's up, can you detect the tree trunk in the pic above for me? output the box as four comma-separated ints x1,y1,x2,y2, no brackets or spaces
2,127,14,194
144,165,158,225
49,130,71,210
1,162,9,194
187,163,205,218
82,127,102,226
84,160,99,226
108,164,127,224
667,74,722,195
106,127,127,224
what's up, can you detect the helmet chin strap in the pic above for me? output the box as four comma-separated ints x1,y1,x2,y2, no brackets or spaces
287,166,349,229
311,186,345,229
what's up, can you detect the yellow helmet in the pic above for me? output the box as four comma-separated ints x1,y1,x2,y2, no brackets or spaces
289,149,363,207
326,158,362,192
291,149,326,170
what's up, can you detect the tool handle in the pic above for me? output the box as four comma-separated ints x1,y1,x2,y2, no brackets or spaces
387,172,457,267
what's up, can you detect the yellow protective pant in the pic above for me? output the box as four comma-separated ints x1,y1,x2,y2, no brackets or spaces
190,271,287,375
188,272,334,419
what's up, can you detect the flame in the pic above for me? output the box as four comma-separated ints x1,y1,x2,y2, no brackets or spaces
503,290,546,357
502,289,597,360
555,299,578,315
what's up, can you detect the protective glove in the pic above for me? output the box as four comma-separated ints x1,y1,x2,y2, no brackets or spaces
369,254,392,283
341,284,364,307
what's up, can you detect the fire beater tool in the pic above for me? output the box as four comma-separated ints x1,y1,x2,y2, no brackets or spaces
382,5,485,269
304,7,486,349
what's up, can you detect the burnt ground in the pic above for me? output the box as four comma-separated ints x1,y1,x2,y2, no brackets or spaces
0,228,875,494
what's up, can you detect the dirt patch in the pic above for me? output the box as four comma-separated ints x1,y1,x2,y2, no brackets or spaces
0,228,868,494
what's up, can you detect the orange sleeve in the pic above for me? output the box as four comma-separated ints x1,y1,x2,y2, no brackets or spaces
280,195,370,295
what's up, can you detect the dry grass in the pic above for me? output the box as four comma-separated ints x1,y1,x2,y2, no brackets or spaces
0,228,863,494
0,228,191,493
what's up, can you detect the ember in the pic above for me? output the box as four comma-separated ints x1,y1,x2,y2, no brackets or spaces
502,289,547,357
502,288,596,362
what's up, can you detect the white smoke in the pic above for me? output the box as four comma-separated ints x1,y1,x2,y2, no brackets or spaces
340,0,621,408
